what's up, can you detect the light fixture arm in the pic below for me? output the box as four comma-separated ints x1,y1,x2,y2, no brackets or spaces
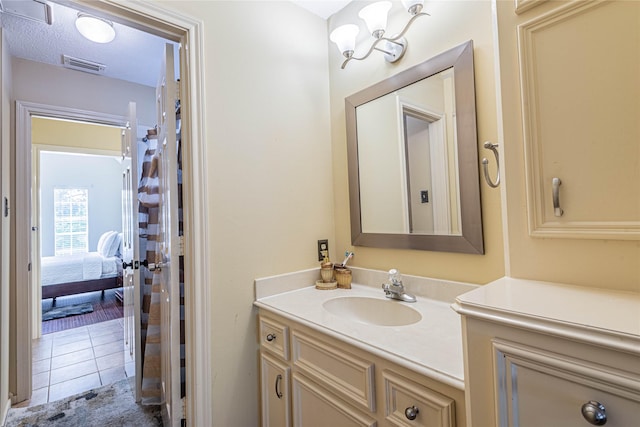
373,39,404,56
340,12,429,69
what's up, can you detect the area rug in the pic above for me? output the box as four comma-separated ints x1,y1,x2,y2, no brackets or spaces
5,378,162,426
42,303,93,321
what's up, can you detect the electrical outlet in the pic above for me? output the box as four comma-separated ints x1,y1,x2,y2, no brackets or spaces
317,239,328,261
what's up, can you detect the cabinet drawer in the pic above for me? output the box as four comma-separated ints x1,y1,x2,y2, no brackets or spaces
494,340,640,427
259,316,290,360
383,370,455,427
292,330,375,412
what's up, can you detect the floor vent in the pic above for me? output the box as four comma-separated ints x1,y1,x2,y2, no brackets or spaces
62,55,107,75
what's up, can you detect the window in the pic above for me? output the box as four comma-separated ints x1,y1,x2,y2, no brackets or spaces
54,188,89,256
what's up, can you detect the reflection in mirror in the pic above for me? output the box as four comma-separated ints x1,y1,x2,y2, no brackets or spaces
346,40,484,253
357,68,461,235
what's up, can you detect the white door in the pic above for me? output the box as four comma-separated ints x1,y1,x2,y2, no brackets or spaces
155,43,182,426
121,101,142,401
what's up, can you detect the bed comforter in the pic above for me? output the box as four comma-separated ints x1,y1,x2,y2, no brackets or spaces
41,252,120,286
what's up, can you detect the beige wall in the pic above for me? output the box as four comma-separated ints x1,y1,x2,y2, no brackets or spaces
31,117,121,152
156,2,334,425
0,28,12,423
329,0,505,284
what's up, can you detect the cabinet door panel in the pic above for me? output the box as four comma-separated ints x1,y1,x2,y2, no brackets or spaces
292,373,377,427
292,330,375,412
518,0,640,238
261,352,291,427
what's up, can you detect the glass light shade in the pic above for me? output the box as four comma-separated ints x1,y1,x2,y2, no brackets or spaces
75,13,116,43
358,1,392,37
401,0,424,14
330,24,360,56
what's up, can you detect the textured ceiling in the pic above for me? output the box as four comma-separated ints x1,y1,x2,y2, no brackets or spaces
0,0,171,87
0,1,350,88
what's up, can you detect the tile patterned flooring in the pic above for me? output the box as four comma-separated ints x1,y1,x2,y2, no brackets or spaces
15,318,134,408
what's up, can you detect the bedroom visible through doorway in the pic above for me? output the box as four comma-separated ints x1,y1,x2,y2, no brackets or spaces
32,117,126,334
26,117,132,406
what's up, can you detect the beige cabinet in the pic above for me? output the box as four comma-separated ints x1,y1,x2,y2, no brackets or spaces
259,316,292,427
292,372,376,427
495,0,640,289
258,310,465,427
260,352,291,427
454,278,640,427
499,0,640,239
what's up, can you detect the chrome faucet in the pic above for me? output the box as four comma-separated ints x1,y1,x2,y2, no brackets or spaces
382,269,416,303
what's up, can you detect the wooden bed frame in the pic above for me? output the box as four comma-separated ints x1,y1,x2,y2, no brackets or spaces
42,275,122,301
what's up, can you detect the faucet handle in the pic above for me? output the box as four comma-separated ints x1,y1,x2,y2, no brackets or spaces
388,269,402,284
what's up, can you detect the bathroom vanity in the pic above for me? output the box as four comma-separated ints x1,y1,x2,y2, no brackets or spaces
453,278,640,426
254,268,475,426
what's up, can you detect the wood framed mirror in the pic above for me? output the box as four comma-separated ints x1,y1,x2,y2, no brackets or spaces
346,40,484,253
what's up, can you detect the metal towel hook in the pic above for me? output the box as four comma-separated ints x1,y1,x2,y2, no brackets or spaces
482,141,500,188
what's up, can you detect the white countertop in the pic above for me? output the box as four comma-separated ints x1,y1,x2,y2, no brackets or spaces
255,277,469,390
453,277,640,354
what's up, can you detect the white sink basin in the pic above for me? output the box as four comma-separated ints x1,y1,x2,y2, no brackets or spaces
322,296,422,326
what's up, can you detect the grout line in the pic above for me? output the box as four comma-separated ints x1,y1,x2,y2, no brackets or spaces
31,318,125,406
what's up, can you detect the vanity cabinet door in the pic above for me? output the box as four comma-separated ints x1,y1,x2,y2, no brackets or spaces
499,0,640,239
292,372,377,427
260,352,291,427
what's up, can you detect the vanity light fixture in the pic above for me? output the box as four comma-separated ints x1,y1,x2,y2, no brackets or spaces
75,12,116,43
329,0,428,69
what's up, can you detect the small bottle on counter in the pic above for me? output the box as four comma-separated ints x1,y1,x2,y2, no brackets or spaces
316,250,337,290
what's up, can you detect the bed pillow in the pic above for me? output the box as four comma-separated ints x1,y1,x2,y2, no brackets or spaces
116,233,124,257
98,231,120,257
97,231,114,255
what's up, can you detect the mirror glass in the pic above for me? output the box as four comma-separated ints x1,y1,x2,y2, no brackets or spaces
346,40,484,253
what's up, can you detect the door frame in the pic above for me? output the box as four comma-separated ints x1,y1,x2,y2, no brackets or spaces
12,1,211,423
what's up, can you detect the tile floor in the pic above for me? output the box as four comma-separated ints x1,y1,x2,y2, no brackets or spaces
16,318,134,408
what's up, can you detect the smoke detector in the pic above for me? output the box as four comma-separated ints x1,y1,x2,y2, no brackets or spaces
0,0,53,25
62,55,106,75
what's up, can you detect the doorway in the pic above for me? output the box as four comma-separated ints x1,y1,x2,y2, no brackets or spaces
7,0,211,423
26,117,137,405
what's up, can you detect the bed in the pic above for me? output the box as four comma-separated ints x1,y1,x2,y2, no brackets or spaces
41,231,123,301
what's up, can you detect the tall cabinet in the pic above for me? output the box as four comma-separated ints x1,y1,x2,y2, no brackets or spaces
495,0,640,288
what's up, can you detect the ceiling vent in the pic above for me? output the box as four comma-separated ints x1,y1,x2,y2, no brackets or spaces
0,0,53,24
62,55,107,75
